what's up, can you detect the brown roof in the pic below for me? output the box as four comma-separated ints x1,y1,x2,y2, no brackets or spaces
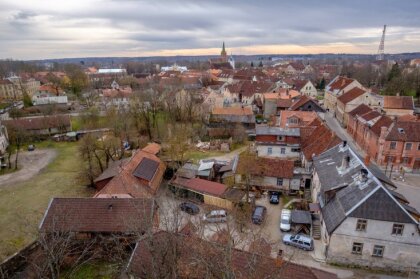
278,111,318,128
237,156,294,178
39,84,64,95
289,62,305,71
226,80,273,97
3,115,71,131
277,98,293,108
289,95,323,111
127,231,338,279
94,149,165,198
383,96,414,110
292,79,310,91
397,114,419,122
212,106,253,116
370,116,393,136
141,143,161,155
94,158,129,183
302,124,341,160
385,121,420,142
358,110,381,122
328,76,355,91
172,177,227,197
39,198,156,233
337,87,366,105
348,104,372,118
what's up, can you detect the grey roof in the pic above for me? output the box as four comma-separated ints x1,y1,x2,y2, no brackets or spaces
315,143,418,235
94,158,129,183
256,126,300,137
291,210,312,224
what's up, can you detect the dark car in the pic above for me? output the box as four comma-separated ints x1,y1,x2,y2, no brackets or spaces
269,192,280,204
252,205,267,225
179,202,200,215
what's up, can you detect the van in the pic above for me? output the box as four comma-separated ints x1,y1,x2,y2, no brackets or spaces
282,234,314,251
252,206,267,225
280,209,291,231
203,210,227,223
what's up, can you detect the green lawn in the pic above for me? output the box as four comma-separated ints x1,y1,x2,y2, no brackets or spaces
61,261,120,279
0,141,94,261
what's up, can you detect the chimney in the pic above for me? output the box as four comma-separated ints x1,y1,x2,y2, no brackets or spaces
342,140,347,148
341,155,350,170
360,168,368,183
364,155,370,166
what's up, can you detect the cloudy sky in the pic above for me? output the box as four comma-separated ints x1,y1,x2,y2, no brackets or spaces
0,0,420,60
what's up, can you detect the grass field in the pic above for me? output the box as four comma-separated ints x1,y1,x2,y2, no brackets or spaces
0,141,94,261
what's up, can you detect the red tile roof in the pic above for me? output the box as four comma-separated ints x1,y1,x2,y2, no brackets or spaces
237,156,294,178
212,106,253,116
127,231,338,279
94,149,165,198
370,116,393,136
358,110,381,122
289,95,323,111
337,87,366,104
383,96,414,110
385,121,420,142
278,111,318,128
141,143,161,155
3,115,71,131
348,104,372,118
172,177,227,197
302,124,341,160
277,98,293,108
226,80,273,97
39,198,156,233
328,76,355,91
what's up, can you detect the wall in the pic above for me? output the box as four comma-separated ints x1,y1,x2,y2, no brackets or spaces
327,217,420,272
204,195,233,210
256,144,300,159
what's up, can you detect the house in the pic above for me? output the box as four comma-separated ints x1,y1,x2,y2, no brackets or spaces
277,110,319,129
32,85,68,106
312,142,420,272
262,89,300,118
383,96,414,117
285,62,305,75
335,87,369,127
3,115,71,137
255,126,301,159
376,120,420,171
39,198,158,235
289,95,324,112
324,76,363,113
7,76,40,97
0,79,20,100
235,155,297,193
125,230,338,279
208,106,255,137
293,80,318,97
94,143,166,198
224,80,274,105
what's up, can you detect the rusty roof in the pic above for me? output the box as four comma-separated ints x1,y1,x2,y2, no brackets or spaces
337,87,366,105
237,156,294,178
383,96,414,110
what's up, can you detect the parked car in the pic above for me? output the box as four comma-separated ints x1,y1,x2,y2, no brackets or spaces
280,209,291,231
252,205,267,225
203,210,227,223
27,144,36,151
269,192,280,204
179,202,200,215
282,234,314,251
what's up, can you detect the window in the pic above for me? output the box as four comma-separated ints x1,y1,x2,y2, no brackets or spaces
287,117,299,125
392,224,404,236
386,156,394,163
291,148,300,153
390,142,396,150
277,178,283,186
402,157,411,164
268,147,272,155
372,245,384,257
277,136,284,141
356,219,367,231
352,242,363,254
405,143,412,150
280,148,286,154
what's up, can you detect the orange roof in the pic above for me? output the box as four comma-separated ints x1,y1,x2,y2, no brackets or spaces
212,106,253,116
278,111,319,128
142,143,161,155
337,87,366,105
383,96,414,110
328,76,355,91
94,149,165,198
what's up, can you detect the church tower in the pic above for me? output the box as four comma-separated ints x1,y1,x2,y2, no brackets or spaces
221,41,227,62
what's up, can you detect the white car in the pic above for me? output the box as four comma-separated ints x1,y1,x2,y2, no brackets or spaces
280,209,291,231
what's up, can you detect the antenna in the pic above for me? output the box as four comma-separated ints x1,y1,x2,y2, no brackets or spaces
376,25,386,61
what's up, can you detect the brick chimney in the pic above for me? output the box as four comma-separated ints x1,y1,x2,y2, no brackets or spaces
364,155,370,166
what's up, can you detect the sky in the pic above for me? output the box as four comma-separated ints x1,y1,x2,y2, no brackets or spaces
0,0,420,60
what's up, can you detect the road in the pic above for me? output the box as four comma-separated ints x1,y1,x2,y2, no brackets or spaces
0,149,57,187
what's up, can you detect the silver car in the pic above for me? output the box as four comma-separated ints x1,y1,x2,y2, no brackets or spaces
282,234,314,251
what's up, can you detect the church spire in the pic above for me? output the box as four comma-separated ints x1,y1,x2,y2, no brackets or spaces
221,41,227,61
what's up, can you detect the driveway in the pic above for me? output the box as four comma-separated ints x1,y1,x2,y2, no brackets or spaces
0,149,57,187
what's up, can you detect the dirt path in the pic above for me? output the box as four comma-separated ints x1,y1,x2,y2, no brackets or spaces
0,149,57,187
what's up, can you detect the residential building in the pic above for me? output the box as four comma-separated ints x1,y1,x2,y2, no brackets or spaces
289,95,324,112
312,142,420,272
277,110,319,129
0,79,20,100
207,106,255,137
335,87,369,127
224,80,274,105
235,155,298,193
7,76,41,97
383,96,414,117
255,126,301,159
32,85,68,106
3,115,71,137
324,76,363,113
94,143,166,198
262,89,300,118
293,80,318,97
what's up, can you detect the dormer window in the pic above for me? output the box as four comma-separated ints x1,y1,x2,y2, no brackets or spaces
287,117,299,125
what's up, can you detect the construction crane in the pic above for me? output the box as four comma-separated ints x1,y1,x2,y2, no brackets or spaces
376,25,387,61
